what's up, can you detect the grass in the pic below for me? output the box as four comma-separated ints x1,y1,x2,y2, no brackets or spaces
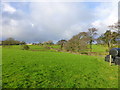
2,45,118,88
91,45,108,53
0,46,2,88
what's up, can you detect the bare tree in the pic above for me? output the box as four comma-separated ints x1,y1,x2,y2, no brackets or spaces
97,30,119,49
64,32,89,52
57,40,67,50
108,22,120,48
87,28,98,52
43,40,54,45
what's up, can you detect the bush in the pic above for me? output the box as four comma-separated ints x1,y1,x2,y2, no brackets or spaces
64,32,89,52
80,52,88,55
106,49,109,52
21,45,30,50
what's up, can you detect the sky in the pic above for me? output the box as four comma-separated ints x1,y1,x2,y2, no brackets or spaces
1,1,118,43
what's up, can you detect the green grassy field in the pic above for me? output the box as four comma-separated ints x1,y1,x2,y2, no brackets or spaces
91,45,108,52
0,46,2,88
2,45,118,88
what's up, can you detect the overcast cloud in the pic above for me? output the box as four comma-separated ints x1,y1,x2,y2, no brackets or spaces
1,1,118,43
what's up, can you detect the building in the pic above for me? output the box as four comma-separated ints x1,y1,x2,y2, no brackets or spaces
26,43,32,45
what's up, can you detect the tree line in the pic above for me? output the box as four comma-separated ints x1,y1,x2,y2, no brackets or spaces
1,38,26,45
58,22,120,52
1,22,120,52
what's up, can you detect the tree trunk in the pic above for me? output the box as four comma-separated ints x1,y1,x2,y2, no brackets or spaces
108,39,112,50
90,40,92,52
61,44,63,50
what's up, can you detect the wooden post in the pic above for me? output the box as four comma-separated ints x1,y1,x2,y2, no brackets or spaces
109,55,112,66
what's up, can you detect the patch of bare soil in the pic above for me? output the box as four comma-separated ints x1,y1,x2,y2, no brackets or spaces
30,49,46,51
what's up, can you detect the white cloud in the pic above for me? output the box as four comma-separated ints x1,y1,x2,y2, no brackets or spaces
92,20,101,27
91,2,118,34
10,19,18,26
28,2,95,41
2,3,16,14
2,2,118,42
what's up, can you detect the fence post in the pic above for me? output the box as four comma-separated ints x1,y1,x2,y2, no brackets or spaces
109,55,112,66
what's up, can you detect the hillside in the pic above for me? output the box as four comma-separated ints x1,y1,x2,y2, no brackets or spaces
2,45,118,88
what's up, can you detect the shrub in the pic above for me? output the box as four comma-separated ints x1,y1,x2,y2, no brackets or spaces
106,49,109,52
80,52,88,55
44,46,51,49
64,32,89,52
21,45,30,50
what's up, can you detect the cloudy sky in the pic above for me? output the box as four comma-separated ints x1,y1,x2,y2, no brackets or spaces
1,1,118,43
